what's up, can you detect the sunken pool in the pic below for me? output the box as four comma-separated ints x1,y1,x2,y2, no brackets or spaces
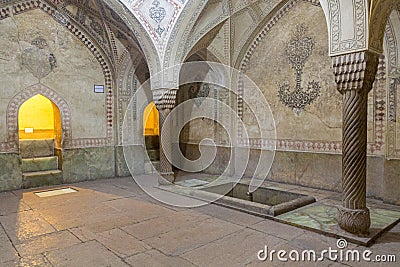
193,182,315,216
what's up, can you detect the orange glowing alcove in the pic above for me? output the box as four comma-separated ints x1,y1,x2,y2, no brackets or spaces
143,102,159,136
18,94,62,146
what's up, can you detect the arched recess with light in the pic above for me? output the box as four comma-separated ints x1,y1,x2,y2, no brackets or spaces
143,102,160,162
18,94,62,147
6,84,72,151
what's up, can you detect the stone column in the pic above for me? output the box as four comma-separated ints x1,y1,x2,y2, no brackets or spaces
153,88,178,185
332,51,379,235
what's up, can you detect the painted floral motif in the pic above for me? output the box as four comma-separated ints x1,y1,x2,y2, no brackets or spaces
278,24,321,114
149,0,166,36
21,36,57,79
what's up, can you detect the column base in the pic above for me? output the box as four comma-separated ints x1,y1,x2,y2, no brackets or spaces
338,206,370,235
158,172,175,185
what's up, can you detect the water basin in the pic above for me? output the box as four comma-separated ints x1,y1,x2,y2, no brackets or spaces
193,182,315,216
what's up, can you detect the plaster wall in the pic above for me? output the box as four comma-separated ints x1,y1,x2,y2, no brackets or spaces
0,9,106,142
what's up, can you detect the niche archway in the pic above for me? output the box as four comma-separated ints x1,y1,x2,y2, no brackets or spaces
143,102,159,136
18,94,62,148
143,102,160,161
7,84,72,150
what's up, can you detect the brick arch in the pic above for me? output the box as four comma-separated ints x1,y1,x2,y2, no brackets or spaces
6,83,72,149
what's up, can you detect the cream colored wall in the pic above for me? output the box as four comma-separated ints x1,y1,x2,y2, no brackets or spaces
243,2,341,142
0,9,106,142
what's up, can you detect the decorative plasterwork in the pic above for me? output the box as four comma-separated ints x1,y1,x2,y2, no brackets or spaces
321,0,368,56
238,0,386,155
21,36,58,79
121,0,187,54
117,55,138,145
100,0,160,77
278,24,321,114
385,18,399,159
163,0,208,83
368,0,397,55
0,0,114,150
59,0,114,64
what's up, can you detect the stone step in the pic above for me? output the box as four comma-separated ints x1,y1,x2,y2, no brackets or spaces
146,149,160,161
22,170,63,189
22,156,58,172
144,161,160,174
145,135,159,150
20,139,54,158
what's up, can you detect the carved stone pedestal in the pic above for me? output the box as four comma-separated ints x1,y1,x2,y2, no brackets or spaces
338,206,370,235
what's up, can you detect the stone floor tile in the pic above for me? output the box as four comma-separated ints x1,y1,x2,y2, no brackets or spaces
288,231,357,252
143,217,243,256
0,224,19,263
95,228,149,258
122,210,210,240
15,230,81,257
103,197,176,223
192,204,264,226
181,228,285,267
83,214,143,233
45,240,129,267
125,249,197,267
2,254,52,267
250,219,306,241
0,192,31,216
72,179,140,198
68,227,98,242
0,210,56,243
36,202,122,231
246,242,340,267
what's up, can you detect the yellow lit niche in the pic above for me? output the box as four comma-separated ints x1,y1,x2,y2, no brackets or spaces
18,94,62,145
143,102,159,136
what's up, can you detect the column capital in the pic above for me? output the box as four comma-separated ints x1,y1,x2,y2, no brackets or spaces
332,50,379,94
152,88,178,110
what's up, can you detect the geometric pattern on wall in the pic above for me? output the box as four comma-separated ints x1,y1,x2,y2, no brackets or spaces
238,0,386,155
117,55,137,145
385,18,400,159
0,0,114,150
325,0,367,56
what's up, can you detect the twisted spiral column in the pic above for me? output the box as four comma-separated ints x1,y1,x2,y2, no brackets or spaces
332,51,379,235
153,88,178,185
158,108,175,184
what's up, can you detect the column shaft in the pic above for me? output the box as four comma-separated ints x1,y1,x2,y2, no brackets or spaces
332,51,379,235
158,108,174,184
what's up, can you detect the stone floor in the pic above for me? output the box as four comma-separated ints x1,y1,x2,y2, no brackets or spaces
0,175,399,266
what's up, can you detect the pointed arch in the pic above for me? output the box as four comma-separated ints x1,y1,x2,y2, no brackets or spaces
6,84,72,151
